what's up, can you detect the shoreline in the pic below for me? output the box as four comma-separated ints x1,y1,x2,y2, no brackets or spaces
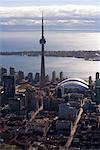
0,50,100,61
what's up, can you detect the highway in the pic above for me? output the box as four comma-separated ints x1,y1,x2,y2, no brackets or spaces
29,105,43,122
65,100,85,149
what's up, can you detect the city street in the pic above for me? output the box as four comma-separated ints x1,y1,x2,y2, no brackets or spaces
65,100,85,149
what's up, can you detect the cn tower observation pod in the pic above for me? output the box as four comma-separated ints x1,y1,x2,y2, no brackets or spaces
56,78,89,97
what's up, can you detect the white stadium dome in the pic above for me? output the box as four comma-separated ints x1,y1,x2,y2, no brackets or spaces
56,78,89,96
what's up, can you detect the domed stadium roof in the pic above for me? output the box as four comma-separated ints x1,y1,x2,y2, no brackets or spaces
57,78,89,94
58,78,89,87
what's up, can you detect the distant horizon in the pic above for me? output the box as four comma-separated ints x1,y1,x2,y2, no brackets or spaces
0,1,99,31
1,26,100,32
0,1,99,52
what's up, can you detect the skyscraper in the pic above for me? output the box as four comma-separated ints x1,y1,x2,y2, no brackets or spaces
95,79,100,104
10,67,15,76
52,71,56,82
96,72,99,81
40,13,46,87
60,71,63,81
3,75,15,99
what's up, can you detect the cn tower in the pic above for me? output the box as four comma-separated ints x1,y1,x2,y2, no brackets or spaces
40,13,46,87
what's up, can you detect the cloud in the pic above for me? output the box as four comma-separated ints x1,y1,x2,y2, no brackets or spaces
0,5,99,30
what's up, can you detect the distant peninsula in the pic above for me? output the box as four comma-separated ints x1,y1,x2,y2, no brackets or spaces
0,50,100,61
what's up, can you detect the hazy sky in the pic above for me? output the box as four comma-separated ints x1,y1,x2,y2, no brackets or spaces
0,0,99,6
0,0,99,31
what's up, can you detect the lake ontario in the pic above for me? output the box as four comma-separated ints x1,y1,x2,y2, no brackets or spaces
0,30,100,79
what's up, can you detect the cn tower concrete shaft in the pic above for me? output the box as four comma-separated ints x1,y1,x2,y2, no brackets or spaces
40,13,46,87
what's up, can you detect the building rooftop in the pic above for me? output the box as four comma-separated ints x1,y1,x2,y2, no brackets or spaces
57,78,89,94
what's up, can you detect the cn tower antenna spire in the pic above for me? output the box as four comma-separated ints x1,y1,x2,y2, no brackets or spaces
42,11,44,38
40,12,46,88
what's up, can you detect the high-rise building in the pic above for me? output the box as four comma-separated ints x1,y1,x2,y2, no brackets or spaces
88,76,93,89
0,67,7,77
56,88,62,98
25,88,38,112
0,67,7,85
40,13,46,87
35,72,40,83
95,79,100,104
25,88,34,113
10,67,15,76
27,72,33,82
17,70,24,82
60,71,63,81
96,72,99,81
9,97,20,115
3,75,15,99
52,71,56,82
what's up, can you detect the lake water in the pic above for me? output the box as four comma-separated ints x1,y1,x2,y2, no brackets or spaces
0,30,100,51
0,55,100,80
0,30,100,80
